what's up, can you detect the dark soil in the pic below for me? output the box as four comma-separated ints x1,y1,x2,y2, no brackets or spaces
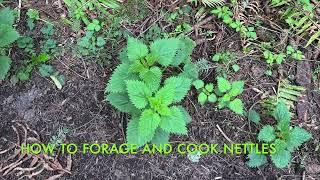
1,0,320,179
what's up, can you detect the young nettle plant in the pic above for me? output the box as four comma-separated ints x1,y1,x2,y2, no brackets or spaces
247,102,312,168
105,37,196,147
0,7,20,80
192,77,245,115
193,80,217,105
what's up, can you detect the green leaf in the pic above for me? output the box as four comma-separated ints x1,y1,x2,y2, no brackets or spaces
106,93,139,113
159,106,187,134
119,48,130,63
286,127,312,152
140,66,162,93
171,37,196,66
246,151,267,168
180,62,199,81
274,101,291,122
198,92,207,105
258,125,276,142
217,77,231,93
205,83,214,92
155,83,175,106
0,56,11,80
126,80,152,109
151,128,170,146
38,64,54,77
271,149,291,168
208,93,217,103
229,81,245,97
150,38,180,66
248,109,260,124
164,76,192,103
228,98,244,115
0,25,19,48
139,109,161,141
232,64,240,72
176,106,192,124
193,80,204,90
0,7,15,25
127,117,149,147
127,37,148,61
106,63,138,93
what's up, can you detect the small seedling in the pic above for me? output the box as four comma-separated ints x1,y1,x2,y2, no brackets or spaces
39,64,65,90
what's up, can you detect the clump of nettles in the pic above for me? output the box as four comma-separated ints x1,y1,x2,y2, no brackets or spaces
247,102,312,168
105,37,197,147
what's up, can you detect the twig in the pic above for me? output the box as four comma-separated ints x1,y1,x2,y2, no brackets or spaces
216,124,233,143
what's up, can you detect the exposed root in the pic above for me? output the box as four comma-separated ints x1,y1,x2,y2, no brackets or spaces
0,122,72,179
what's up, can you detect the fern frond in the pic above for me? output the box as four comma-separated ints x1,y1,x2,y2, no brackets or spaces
261,80,305,116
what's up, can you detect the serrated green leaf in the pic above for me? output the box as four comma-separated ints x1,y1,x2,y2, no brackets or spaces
0,25,19,48
258,125,276,142
246,151,267,168
228,98,244,115
164,76,192,103
176,106,192,124
193,80,204,90
229,81,245,97
0,56,11,80
127,37,148,61
171,37,196,66
286,127,312,152
248,109,261,124
271,149,291,168
106,93,139,113
140,66,162,92
217,77,231,93
139,109,161,141
127,117,149,147
126,80,152,109
106,63,138,93
38,64,54,77
155,83,175,106
180,62,199,81
151,128,170,146
0,7,15,25
150,38,180,66
198,92,207,105
208,93,217,103
159,106,187,134
119,48,130,63
274,101,291,122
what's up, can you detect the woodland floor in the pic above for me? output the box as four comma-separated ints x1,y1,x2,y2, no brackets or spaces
1,0,320,179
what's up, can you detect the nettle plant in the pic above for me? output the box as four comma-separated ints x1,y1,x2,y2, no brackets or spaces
193,77,245,115
0,7,19,80
105,37,196,147
247,102,312,168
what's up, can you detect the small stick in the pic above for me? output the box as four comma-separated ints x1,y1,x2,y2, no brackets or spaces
216,124,233,143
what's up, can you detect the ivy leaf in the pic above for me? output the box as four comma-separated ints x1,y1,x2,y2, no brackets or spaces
258,125,276,142
271,149,291,168
217,77,231,93
140,66,162,93
139,109,161,141
0,25,19,48
274,102,291,122
164,76,192,103
159,106,187,135
150,38,180,66
106,63,138,93
228,98,244,115
127,117,148,147
106,93,139,113
286,127,312,152
127,37,148,61
198,92,207,105
248,109,261,124
0,56,11,80
193,80,204,90
126,80,152,109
